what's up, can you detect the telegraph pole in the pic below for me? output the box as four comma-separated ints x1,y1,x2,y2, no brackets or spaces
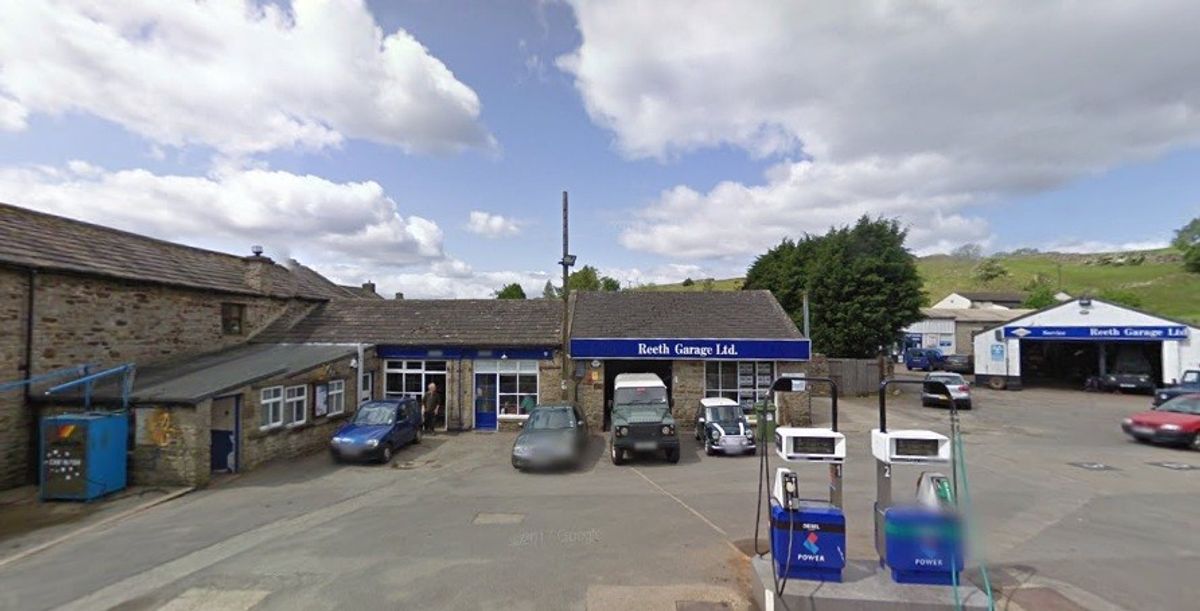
559,191,574,400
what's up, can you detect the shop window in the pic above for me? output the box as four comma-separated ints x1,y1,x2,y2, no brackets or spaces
285,385,308,426
475,359,539,418
705,361,775,409
328,380,345,415
383,360,448,399
260,386,283,429
221,303,245,335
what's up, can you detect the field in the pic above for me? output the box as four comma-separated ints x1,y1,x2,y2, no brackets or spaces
635,249,1200,323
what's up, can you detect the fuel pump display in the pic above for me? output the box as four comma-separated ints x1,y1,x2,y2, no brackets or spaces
755,375,846,586
872,379,964,586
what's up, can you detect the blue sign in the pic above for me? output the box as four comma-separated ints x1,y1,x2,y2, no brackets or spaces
570,338,811,361
990,344,1005,362
1003,326,1189,341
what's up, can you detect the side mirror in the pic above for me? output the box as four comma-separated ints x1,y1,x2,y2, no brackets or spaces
698,417,706,424
577,420,585,426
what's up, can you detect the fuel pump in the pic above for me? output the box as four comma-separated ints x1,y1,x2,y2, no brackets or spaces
872,378,963,586
754,375,845,587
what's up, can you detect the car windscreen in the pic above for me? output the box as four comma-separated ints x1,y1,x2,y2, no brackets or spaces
705,405,741,422
614,387,667,405
353,403,395,426
928,374,964,386
526,409,575,430
1157,396,1200,415
1183,371,1200,384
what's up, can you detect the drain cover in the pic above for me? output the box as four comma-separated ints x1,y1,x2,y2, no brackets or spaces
473,512,525,525
1068,462,1117,471
1147,461,1198,471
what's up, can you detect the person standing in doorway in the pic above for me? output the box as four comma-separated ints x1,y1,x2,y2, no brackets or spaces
423,382,443,433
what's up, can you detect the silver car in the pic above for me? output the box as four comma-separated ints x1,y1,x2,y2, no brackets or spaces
922,372,973,410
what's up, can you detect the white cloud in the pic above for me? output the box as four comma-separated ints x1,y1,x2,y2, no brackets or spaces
0,161,445,268
0,0,492,155
1036,238,1170,255
466,210,523,238
316,260,553,299
561,0,1200,258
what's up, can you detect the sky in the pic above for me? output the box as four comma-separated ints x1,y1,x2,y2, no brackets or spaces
1,0,1198,298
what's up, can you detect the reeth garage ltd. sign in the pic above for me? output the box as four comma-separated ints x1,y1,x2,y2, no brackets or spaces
570,338,812,361
1003,326,1190,341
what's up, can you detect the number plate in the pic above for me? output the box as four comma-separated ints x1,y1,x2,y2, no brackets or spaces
1119,384,1136,389
1132,426,1155,435
634,441,658,451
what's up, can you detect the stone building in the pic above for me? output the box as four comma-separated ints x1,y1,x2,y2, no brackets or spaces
0,203,374,489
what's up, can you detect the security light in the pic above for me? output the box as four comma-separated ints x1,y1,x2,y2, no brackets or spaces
560,254,577,267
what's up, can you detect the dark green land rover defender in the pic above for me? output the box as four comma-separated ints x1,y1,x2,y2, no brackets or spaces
609,373,680,464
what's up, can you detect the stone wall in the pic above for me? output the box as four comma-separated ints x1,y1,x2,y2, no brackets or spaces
0,267,323,489
241,355,364,472
672,360,706,431
575,360,606,430
0,267,31,489
131,402,209,487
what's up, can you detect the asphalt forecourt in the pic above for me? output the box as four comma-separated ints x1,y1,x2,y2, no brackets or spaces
0,386,1195,610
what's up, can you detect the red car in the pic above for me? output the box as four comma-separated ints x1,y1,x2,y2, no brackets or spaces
1122,394,1200,450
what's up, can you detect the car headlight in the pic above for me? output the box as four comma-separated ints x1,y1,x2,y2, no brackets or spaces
331,437,344,444
1160,424,1182,431
617,426,628,437
1106,375,1116,382
1159,393,1169,401
661,425,674,436
1121,418,1132,426
513,445,532,456
365,439,379,448
710,429,721,441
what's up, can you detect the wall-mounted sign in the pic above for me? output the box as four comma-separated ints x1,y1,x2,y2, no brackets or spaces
570,338,811,361
990,344,1005,362
1003,326,1189,341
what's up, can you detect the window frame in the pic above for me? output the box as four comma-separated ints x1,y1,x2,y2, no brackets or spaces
328,379,346,416
259,386,284,430
285,384,308,427
475,359,539,420
360,371,374,404
221,303,246,335
704,361,776,409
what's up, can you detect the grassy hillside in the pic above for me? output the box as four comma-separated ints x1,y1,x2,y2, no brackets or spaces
634,248,1200,323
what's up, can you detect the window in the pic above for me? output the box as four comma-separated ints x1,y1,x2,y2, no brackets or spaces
384,360,447,398
221,303,245,335
328,380,345,415
260,386,283,429
705,361,775,410
475,360,538,418
285,385,308,426
360,372,374,403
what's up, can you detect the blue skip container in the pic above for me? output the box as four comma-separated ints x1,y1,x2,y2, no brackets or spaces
883,506,964,585
770,501,846,582
40,412,128,501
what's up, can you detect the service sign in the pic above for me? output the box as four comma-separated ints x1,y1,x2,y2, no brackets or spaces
1004,326,1189,341
570,338,811,361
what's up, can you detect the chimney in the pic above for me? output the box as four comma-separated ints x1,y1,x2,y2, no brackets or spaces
394,292,405,300
242,247,275,294
362,281,377,295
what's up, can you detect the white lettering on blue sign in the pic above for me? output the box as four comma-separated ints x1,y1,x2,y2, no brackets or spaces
915,558,944,567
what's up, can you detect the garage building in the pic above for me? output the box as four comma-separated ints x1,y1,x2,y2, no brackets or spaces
973,298,1200,391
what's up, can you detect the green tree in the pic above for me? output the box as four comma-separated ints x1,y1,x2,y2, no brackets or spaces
600,276,621,292
1186,245,1200,274
1097,288,1143,308
681,277,695,287
743,237,818,318
1172,217,1200,251
1023,284,1056,309
541,280,558,299
950,243,983,261
495,283,526,299
971,258,1009,285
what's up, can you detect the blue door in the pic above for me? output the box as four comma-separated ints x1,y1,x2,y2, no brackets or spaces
474,375,498,431
210,396,239,473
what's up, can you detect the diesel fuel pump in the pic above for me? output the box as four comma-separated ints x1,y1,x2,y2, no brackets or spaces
755,374,846,586
872,378,963,586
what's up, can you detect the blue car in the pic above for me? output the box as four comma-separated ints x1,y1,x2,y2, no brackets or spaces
330,398,422,464
905,348,944,372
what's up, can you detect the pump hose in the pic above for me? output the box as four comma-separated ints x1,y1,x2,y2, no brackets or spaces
752,416,796,609
952,427,996,611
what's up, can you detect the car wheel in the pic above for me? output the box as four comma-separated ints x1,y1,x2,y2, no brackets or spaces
414,427,422,444
665,448,681,463
610,444,626,465
962,401,973,410
379,443,393,464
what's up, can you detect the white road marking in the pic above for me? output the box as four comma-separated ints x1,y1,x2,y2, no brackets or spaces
157,588,271,611
630,466,728,537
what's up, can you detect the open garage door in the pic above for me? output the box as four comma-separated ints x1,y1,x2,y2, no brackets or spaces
603,360,673,431
1019,340,1162,391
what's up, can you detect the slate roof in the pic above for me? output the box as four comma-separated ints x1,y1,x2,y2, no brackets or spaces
922,307,1033,323
0,202,345,300
570,290,803,339
256,298,564,346
338,284,384,299
51,344,358,404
